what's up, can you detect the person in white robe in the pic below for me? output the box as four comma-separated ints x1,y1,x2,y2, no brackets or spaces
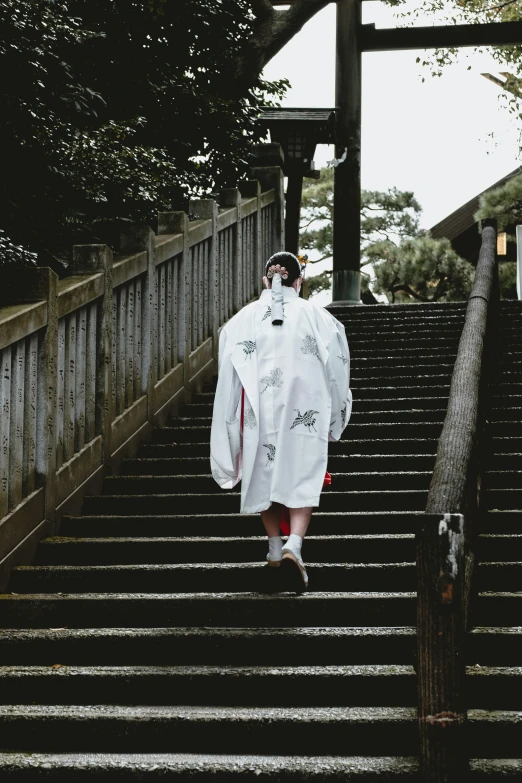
210,252,352,589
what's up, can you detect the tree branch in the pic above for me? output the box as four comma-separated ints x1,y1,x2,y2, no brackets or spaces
250,0,276,22
391,283,430,302
233,0,331,87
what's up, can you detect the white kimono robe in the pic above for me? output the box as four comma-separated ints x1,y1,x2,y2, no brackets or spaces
210,286,352,513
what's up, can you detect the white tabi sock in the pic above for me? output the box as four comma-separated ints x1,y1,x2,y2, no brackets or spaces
282,533,303,560
268,535,283,562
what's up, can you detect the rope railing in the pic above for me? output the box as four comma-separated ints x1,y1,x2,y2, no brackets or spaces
0,160,284,590
417,218,499,781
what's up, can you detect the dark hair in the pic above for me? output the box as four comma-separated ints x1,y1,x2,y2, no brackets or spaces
265,252,302,287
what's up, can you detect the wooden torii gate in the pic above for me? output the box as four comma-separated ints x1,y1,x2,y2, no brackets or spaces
271,0,522,303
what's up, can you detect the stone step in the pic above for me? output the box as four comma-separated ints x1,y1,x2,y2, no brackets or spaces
180,396,450,418
490,437,522,454
138,437,440,458
328,302,467,316
101,472,433,496
486,488,522,508
490,408,522,422
169,410,447,427
347,337,460,351
58,511,424,538
149,422,443,444
343,327,463,340
477,593,522,626
0,704,418,756
173,410,444,428
31,535,416,566
469,627,522,666
485,470,522,489
488,422,522,437
477,535,522,561
9,562,417,594
489,454,522,471
13,559,522,594
0,664,417,707
467,709,522,759
0,626,416,666
481,510,522,534
122,454,437,476
2,664,522,710
0,592,417,629
2,625,522,668
83,489,429,515
476,563,522,591
0,753,421,781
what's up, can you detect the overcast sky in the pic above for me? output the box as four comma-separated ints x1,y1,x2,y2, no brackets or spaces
263,1,521,230
262,1,521,303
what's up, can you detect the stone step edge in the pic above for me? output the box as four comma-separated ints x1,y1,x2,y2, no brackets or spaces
0,664,415,678
2,663,521,678
0,752,420,776
0,753,519,777
37,534,416,544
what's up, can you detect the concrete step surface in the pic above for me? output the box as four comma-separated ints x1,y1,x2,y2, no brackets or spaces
2,299,522,773
0,626,417,666
0,592,418,629
58,511,424,538
0,664,417,707
82,489,430,515
0,704,419,756
30,534,417,565
0,753,422,781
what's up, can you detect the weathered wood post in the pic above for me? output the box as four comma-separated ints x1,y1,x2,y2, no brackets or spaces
158,212,192,379
220,188,244,313
191,199,219,361
120,226,157,421
0,268,59,523
251,143,285,256
417,512,468,781
418,219,498,779
240,180,263,297
333,0,362,304
285,171,304,257
71,245,113,463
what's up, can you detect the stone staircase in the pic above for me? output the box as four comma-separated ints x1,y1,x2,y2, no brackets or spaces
0,300,521,778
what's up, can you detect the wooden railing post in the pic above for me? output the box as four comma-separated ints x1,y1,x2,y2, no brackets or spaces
120,226,157,421
71,245,113,463
417,512,467,781
251,143,285,254
0,268,59,524
220,188,243,312
240,180,263,296
191,199,219,360
158,212,192,375
418,218,499,780
36,269,59,523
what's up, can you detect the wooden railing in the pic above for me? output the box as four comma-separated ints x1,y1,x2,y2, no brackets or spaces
0,171,283,589
417,219,499,781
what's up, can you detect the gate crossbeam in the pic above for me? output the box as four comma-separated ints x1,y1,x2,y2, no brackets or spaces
362,19,522,52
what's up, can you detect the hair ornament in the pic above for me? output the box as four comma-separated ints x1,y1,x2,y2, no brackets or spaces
267,264,289,280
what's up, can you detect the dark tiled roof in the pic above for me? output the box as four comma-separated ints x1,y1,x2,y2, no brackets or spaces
430,166,522,240
258,108,335,124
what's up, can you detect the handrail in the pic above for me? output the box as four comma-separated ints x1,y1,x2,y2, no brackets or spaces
517,226,522,299
417,218,499,781
0,161,284,590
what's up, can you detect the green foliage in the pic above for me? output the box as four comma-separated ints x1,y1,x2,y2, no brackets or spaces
475,174,522,230
300,168,422,264
300,168,474,302
305,271,332,298
371,234,474,303
0,0,287,266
